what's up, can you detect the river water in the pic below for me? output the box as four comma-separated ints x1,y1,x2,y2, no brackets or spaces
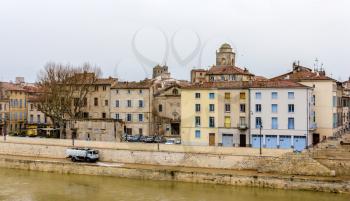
0,168,349,201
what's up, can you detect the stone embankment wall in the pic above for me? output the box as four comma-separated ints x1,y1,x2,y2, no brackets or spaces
0,137,341,177
0,157,349,194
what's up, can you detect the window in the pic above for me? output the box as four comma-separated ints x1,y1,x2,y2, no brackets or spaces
195,130,201,138
139,100,144,108
271,92,278,99
30,115,33,123
240,104,246,113
333,96,337,107
94,98,98,106
102,113,106,119
255,117,262,128
240,92,246,100
256,104,261,112
225,104,231,112
139,128,143,135
102,86,107,91
209,93,215,99
224,92,230,99
240,117,246,125
272,104,278,113
139,89,143,94
224,116,230,128
195,116,201,127
195,93,201,99
288,118,295,129
116,89,119,94
209,117,215,128
271,117,278,129
127,114,132,122
313,95,316,106
37,115,40,123
172,89,178,95
138,114,143,122
94,86,98,91
127,100,132,108
115,113,120,120
333,113,337,128
195,104,201,112
255,92,262,99
209,104,215,112
288,104,295,113
128,90,131,94
115,100,119,107
158,104,163,112
0,104,2,111
105,100,108,106
288,92,294,99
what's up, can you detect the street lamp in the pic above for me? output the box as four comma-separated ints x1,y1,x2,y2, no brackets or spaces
259,121,263,156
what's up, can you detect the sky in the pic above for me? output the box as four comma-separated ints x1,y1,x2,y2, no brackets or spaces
0,0,349,83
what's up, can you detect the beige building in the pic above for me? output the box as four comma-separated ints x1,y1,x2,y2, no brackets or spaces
153,84,182,137
0,99,8,135
110,80,154,136
0,82,28,134
272,63,343,142
78,77,117,119
181,82,250,147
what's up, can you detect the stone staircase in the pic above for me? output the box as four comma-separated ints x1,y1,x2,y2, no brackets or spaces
258,152,334,176
307,133,350,176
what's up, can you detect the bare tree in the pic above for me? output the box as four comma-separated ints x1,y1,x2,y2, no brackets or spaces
36,62,101,138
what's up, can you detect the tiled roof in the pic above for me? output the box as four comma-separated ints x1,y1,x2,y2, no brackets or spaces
111,79,153,89
271,69,334,81
0,82,25,91
95,77,118,85
183,80,309,90
206,65,254,76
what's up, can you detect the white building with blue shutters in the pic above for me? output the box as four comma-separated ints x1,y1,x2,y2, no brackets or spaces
249,80,315,151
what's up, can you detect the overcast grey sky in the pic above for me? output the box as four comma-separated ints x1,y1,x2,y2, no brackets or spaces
0,0,349,82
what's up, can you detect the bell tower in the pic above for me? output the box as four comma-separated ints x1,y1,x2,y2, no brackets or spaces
216,43,235,66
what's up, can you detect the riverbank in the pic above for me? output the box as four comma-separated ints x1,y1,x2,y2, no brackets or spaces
0,154,349,194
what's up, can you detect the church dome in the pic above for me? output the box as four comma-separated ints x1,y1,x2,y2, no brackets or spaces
220,43,232,49
218,43,234,53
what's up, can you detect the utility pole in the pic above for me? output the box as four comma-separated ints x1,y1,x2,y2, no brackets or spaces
259,122,263,156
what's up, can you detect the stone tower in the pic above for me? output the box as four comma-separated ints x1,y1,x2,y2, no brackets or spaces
152,65,169,78
216,43,235,66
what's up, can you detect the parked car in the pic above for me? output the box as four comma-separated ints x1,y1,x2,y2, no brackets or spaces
154,136,166,143
165,138,176,145
66,148,99,162
140,135,146,142
128,134,142,142
175,138,181,144
144,136,155,143
125,134,133,142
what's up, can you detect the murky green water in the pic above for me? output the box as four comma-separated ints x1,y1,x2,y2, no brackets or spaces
0,168,349,201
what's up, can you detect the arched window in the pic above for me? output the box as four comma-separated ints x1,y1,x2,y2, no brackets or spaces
172,88,179,95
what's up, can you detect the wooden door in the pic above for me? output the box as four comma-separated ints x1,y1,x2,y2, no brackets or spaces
209,133,215,146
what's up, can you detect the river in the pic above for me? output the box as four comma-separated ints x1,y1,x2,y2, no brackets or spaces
0,168,349,201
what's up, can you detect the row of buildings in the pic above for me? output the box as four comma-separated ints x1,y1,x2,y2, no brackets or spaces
0,43,349,151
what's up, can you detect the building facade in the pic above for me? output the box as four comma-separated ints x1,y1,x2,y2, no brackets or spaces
249,81,315,151
110,80,154,136
271,63,343,143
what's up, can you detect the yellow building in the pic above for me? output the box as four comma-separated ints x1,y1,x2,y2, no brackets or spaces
181,82,250,146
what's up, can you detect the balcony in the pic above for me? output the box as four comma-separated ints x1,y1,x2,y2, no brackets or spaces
309,122,317,130
238,123,248,130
